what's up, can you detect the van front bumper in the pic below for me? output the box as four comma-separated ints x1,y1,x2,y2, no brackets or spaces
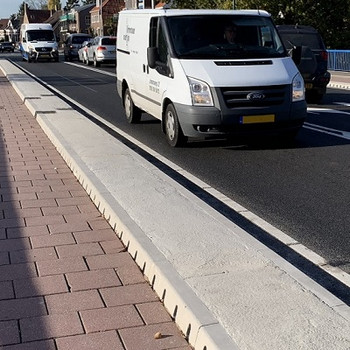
28,49,59,60
173,100,307,139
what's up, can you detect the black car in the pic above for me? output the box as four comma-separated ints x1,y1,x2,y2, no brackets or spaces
0,42,15,53
63,33,92,61
277,25,331,103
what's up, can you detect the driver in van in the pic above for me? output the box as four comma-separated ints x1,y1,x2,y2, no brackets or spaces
224,24,238,44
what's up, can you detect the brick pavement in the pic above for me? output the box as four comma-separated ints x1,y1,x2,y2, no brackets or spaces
0,72,192,350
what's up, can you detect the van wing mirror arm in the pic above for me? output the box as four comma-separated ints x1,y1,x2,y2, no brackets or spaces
291,45,302,65
147,47,157,69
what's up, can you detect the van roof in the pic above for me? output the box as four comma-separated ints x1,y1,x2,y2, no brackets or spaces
21,23,53,29
119,9,270,18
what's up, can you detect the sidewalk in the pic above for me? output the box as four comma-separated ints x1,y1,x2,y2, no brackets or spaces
0,72,191,349
329,70,350,89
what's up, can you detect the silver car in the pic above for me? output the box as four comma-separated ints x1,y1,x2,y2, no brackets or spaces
86,36,116,67
78,39,92,64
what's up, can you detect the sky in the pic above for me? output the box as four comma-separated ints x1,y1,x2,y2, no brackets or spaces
0,0,69,19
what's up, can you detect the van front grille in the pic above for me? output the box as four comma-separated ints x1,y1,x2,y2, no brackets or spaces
36,47,53,53
220,85,288,108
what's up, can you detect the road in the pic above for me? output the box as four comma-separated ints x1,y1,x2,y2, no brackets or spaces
6,54,350,279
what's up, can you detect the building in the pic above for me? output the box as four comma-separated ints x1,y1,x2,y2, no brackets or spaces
90,0,125,36
60,3,95,41
22,3,62,42
0,18,10,41
0,17,21,43
22,3,51,24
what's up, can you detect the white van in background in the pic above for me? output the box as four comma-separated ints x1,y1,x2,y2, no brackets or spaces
20,23,59,62
117,9,307,147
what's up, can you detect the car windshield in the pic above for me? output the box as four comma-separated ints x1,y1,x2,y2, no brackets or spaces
279,33,323,50
27,30,55,42
166,15,286,59
101,38,116,45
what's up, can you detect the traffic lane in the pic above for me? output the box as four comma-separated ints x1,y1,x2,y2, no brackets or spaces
151,128,350,272
13,57,350,273
15,57,124,125
307,88,350,134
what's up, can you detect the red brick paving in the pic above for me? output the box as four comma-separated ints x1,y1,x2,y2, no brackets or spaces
0,72,192,349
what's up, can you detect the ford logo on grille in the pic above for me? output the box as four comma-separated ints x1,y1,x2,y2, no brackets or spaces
247,92,265,100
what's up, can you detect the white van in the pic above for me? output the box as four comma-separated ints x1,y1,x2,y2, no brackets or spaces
20,23,59,62
116,9,307,146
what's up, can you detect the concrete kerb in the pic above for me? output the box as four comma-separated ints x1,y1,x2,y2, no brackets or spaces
1,60,239,350
328,82,350,90
36,111,238,350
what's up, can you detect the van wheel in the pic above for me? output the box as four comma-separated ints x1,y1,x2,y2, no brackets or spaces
124,88,141,123
164,104,187,147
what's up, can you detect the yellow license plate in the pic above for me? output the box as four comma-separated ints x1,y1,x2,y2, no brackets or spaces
241,114,275,124
305,83,313,89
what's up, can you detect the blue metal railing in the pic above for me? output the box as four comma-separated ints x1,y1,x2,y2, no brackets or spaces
327,50,350,71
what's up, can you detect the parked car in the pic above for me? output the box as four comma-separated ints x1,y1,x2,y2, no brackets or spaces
78,39,92,64
277,25,330,103
64,33,92,61
0,42,15,52
86,36,116,67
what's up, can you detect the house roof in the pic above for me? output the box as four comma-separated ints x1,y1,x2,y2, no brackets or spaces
90,0,110,12
75,3,95,12
26,8,51,23
0,18,9,30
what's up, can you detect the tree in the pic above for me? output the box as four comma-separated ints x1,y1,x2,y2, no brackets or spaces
18,2,26,16
167,0,350,48
238,0,350,48
65,0,80,10
170,0,233,9
47,0,62,10
28,0,49,9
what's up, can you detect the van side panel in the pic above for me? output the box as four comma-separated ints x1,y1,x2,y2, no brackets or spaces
117,12,153,114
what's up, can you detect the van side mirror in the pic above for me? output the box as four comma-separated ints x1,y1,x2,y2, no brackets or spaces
291,46,302,65
147,47,157,69
23,38,26,43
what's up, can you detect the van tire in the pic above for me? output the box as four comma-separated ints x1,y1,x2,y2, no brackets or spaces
124,88,141,123
164,104,187,147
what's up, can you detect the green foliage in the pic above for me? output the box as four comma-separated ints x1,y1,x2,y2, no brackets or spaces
65,0,80,10
47,0,61,10
172,0,234,9
166,0,350,48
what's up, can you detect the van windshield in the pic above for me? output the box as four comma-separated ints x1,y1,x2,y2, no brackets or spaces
166,15,286,59
27,30,55,42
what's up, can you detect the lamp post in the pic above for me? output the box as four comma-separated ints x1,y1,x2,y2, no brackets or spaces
98,0,102,35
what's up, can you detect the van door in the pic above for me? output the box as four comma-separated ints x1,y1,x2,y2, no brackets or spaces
144,17,173,119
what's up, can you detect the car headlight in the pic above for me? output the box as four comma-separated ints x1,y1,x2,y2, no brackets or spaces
188,77,213,106
292,72,305,102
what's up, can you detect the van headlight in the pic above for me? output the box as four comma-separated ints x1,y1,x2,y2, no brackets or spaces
188,77,213,106
292,72,305,102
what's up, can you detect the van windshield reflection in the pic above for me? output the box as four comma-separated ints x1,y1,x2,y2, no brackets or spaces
167,15,286,59
27,30,55,42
